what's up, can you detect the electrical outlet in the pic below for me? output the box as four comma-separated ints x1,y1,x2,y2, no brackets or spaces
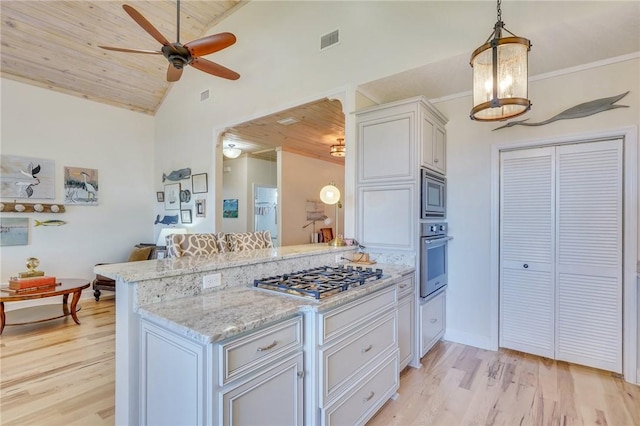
203,273,221,289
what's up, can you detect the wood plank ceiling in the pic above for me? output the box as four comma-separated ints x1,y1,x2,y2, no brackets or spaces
0,0,244,115
0,1,345,164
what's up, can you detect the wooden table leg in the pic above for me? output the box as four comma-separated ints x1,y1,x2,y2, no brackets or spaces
70,290,82,325
62,293,70,316
1,302,5,334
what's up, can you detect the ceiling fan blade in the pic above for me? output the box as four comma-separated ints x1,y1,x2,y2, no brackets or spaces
191,58,240,81
98,45,162,55
123,4,171,47
184,32,237,57
167,65,183,82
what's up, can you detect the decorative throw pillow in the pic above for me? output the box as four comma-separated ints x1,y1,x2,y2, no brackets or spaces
166,234,219,258
127,246,153,262
213,232,231,253
228,231,273,251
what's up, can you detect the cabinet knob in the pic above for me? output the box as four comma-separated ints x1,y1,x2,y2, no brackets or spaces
256,340,278,352
297,371,305,379
434,158,439,163
430,318,437,323
523,264,529,269
363,391,375,402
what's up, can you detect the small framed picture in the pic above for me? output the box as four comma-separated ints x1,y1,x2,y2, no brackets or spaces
181,209,192,224
156,191,164,202
192,173,208,194
164,183,181,210
195,199,206,217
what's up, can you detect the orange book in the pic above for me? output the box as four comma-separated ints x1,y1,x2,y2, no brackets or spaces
9,276,56,290
2,284,59,294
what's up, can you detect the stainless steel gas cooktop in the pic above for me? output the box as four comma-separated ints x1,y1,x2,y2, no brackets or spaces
253,265,384,300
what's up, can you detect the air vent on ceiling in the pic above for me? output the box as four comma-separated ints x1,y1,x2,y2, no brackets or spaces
200,89,210,102
320,29,340,50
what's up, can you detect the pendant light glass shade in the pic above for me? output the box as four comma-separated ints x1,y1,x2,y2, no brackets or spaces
330,138,346,157
223,143,242,159
470,1,531,121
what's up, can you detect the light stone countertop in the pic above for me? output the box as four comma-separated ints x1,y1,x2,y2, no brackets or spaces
138,263,414,344
95,244,356,282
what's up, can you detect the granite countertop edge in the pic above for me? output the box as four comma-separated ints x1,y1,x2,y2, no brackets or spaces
137,264,415,345
95,244,356,282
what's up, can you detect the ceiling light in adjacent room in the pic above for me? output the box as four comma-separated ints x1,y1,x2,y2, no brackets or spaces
330,138,346,157
470,0,531,121
223,143,242,159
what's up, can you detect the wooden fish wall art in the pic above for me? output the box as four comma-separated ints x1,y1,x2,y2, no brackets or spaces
154,214,179,225
493,91,630,131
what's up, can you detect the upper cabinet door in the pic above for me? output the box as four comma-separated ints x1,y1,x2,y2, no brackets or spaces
421,114,446,175
358,108,415,184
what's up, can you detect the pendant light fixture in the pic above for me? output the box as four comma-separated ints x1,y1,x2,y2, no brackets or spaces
470,0,531,121
329,138,346,157
223,143,242,159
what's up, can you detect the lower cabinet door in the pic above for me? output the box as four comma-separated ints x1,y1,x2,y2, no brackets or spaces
220,352,303,426
420,290,445,357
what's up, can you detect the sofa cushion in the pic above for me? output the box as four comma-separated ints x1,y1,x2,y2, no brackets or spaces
227,230,274,252
166,233,220,258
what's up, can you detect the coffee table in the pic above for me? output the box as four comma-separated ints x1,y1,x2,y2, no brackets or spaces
0,278,90,334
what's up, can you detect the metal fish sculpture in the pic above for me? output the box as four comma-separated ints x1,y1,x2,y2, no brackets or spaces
493,91,630,131
162,168,191,182
154,214,179,225
35,220,66,227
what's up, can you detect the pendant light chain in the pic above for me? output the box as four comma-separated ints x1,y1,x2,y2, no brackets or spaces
176,0,181,43
497,0,502,23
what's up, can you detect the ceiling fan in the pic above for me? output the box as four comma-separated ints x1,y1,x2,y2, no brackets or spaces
98,0,240,82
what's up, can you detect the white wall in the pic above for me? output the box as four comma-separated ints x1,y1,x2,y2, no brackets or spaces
0,79,155,306
280,152,345,246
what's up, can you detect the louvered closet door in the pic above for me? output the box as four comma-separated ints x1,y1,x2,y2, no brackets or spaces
555,140,622,373
499,147,555,358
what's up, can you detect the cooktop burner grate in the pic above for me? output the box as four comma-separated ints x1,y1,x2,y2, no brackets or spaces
254,265,383,300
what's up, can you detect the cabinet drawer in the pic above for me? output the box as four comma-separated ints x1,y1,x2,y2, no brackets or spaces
219,316,302,385
396,275,414,298
320,311,397,404
421,290,445,356
318,286,395,345
322,350,399,426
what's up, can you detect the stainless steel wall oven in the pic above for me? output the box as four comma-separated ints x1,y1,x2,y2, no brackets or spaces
420,222,450,299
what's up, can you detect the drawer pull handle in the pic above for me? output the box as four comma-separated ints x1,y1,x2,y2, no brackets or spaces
361,344,373,353
257,340,278,352
399,284,407,289
363,391,375,402
430,318,437,324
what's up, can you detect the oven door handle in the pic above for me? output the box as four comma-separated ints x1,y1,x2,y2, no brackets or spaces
423,236,453,244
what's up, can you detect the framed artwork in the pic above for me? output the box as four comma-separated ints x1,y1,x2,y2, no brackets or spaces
306,200,325,220
156,191,164,202
223,199,238,218
0,155,55,199
0,217,29,246
64,166,98,205
192,173,208,194
181,209,192,224
320,227,333,243
195,199,206,217
164,183,181,210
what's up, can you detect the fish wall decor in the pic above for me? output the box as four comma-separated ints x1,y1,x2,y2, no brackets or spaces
162,168,191,182
493,91,630,131
35,220,67,227
154,214,179,225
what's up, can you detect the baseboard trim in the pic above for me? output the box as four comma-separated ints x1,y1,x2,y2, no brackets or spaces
444,329,493,351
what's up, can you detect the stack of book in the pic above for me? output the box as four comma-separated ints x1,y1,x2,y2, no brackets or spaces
3,276,59,294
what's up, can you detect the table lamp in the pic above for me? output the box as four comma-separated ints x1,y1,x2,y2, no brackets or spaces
156,227,187,247
319,183,345,247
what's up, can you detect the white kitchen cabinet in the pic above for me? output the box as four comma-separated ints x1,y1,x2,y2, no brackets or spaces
421,115,446,175
420,289,445,357
397,275,416,370
357,184,415,251
313,285,399,426
139,315,304,426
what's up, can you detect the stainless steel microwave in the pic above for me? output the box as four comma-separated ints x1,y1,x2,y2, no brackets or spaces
421,169,446,218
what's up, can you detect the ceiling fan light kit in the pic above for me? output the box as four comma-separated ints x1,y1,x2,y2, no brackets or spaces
470,0,531,122
99,1,239,83
330,138,346,157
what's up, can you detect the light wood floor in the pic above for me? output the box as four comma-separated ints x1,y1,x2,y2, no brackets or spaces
1,298,639,426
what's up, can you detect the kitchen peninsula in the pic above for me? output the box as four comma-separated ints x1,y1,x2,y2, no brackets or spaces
95,244,415,426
